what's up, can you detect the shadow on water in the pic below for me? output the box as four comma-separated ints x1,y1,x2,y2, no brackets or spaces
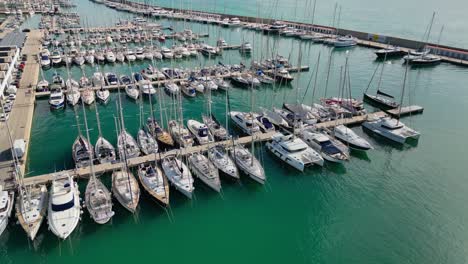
323,161,347,175
350,149,371,162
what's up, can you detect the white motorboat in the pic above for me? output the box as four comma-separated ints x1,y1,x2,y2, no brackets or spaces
239,42,253,53
112,169,140,213
213,78,231,90
141,65,165,81
161,46,174,59
40,52,51,68
15,185,48,240
135,47,145,60
333,125,373,151
161,156,194,199
116,52,125,62
105,50,116,63
208,146,239,179
121,75,139,100
202,114,228,141
168,120,194,147
47,173,81,239
137,163,169,206
230,145,265,184
188,153,221,192
187,119,214,145
253,113,276,133
96,88,110,103
125,50,136,61
105,72,119,85
266,133,324,171
300,129,349,163
362,116,420,144
49,89,65,109
229,111,261,135
334,35,357,47
50,50,62,65
92,72,105,87
164,81,179,95
0,186,14,237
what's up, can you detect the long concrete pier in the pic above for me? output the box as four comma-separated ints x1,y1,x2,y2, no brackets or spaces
0,30,42,190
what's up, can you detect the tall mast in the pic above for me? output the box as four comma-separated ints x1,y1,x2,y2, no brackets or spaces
398,53,410,124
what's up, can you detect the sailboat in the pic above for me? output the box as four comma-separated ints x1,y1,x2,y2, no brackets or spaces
363,55,421,144
72,106,93,168
161,155,194,199
112,168,140,213
116,87,141,159
208,146,239,179
168,120,194,147
363,55,400,110
113,113,140,213
188,153,221,192
81,99,114,224
15,184,47,240
333,125,373,151
94,102,116,164
137,91,158,155
202,84,228,140
230,144,265,184
47,173,81,239
138,163,169,206
300,128,349,163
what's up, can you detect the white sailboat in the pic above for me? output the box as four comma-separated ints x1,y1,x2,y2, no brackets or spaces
138,163,169,206
81,100,114,224
47,173,81,239
300,128,349,163
333,125,373,151
161,156,194,199
362,54,420,144
208,146,239,179
230,144,265,184
94,102,116,164
188,153,221,192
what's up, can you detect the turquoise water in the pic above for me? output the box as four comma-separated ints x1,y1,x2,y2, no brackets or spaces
2,1,468,263
134,0,468,48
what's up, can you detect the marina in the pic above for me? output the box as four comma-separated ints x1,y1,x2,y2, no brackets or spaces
0,0,467,263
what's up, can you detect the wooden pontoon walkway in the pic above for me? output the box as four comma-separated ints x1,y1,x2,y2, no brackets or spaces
18,104,424,189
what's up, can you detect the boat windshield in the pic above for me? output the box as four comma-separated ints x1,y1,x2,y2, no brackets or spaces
320,141,341,155
51,197,75,212
50,95,62,100
198,128,208,137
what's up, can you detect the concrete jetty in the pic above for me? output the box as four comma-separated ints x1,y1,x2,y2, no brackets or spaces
0,30,42,190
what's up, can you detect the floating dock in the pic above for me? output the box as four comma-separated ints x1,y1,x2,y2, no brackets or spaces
13,104,424,190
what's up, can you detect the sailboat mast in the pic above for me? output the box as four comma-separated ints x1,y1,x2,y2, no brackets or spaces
397,54,410,124
81,99,97,184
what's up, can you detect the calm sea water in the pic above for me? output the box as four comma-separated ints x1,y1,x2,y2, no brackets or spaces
2,1,468,263
136,0,468,48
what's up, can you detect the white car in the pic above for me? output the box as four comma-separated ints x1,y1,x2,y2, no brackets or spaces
0,113,9,122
